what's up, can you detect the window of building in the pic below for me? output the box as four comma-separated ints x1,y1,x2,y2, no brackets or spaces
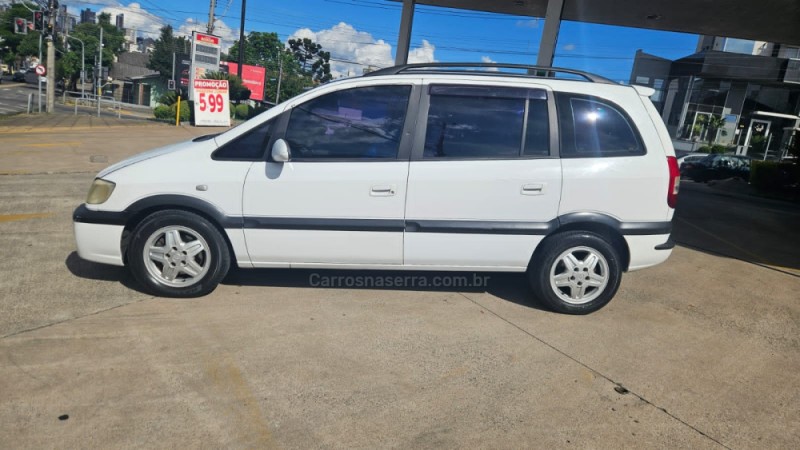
285,85,411,159
722,38,756,55
213,119,273,160
557,94,644,157
423,86,549,159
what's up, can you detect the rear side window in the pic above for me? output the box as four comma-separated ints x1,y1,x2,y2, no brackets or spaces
423,85,550,159
285,85,410,159
556,94,644,157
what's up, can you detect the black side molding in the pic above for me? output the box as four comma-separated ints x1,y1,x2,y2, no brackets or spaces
558,212,672,236
243,217,405,232
405,220,555,235
655,238,675,250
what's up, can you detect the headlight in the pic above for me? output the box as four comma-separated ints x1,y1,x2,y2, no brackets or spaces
86,179,116,204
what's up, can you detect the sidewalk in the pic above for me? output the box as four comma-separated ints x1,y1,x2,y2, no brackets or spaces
0,112,169,133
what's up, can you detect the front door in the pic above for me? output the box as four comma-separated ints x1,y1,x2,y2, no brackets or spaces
242,83,418,267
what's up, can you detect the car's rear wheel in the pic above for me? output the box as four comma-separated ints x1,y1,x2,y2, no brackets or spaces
529,231,621,314
128,210,230,297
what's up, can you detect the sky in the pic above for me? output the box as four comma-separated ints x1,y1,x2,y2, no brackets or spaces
5,0,701,81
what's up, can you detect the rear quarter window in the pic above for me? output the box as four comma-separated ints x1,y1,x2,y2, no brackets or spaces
556,93,645,158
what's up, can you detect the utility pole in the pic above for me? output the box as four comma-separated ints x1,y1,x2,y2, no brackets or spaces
97,26,103,117
38,33,42,113
45,0,57,113
237,0,246,80
275,55,283,104
207,0,216,34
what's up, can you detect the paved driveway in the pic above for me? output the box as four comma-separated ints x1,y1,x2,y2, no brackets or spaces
0,123,798,448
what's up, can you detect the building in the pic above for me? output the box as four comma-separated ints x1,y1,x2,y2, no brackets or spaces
115,14,124,30
80,8,96,24
631,36,800,158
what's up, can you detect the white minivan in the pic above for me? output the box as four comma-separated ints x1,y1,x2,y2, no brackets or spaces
74,63,680,314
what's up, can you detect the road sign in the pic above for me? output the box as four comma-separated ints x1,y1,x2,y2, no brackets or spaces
193,79,230,127
35,65,46,76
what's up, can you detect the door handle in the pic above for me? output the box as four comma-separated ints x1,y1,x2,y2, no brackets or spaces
370,185,396,197
521,183,545,195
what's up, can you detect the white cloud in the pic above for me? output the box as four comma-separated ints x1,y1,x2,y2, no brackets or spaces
98,3,165,39
176,17,239,52
481,56,500,71
289,22,435,78
516,19,540,29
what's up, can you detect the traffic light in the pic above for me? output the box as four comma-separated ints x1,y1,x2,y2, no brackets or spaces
14,18,28,35
33,11,44,31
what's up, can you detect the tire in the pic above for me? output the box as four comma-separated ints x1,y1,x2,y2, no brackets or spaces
128,210,230,297
529,231,622,315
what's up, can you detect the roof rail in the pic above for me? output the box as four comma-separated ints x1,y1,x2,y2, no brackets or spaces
363,62,615,84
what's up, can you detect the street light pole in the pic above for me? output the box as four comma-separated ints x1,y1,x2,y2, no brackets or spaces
66,35,85,98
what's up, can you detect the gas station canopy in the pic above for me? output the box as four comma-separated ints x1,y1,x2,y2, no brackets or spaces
392,0,800,65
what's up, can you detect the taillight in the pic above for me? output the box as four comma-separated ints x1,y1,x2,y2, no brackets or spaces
667,156,680,208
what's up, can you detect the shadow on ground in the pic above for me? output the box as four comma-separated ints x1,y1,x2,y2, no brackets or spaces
65,251,548,311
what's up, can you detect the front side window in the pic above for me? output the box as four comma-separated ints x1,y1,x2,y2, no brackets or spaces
557,94,644,157
285,85,411,159
423,86,550,159
213,119,273,160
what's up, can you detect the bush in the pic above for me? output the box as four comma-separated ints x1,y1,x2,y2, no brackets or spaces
750,161,800,192
171,100,190,122
697,144,729,154
153,105,171,120
234,104,250,120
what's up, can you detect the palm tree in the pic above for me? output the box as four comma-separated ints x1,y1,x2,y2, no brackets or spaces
705,115,727,146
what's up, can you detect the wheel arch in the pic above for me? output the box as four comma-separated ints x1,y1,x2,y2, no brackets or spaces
533,213,631,272
120,195,241,266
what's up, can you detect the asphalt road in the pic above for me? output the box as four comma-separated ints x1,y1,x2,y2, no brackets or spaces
0,127,798,448
674,181,800,274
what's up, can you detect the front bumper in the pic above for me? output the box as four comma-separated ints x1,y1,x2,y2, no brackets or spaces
73,205,125,266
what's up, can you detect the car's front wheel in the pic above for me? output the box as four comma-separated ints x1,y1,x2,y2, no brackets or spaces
529,231,622,314
128,210,230,297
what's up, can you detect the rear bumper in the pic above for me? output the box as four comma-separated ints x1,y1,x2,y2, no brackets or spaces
626,233,673,271
73,205,125,266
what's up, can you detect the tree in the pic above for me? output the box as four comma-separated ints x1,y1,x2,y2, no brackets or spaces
202,70,251,102
705,115,727,146
0,2,43,69
148,25,189,81
287,37,332,83
227,32,312,104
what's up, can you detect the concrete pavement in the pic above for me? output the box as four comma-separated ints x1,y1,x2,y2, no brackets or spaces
0,114,217,174
0,118,798,448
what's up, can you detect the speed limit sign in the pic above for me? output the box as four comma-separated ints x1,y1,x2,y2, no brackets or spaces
193,79,230,127
35,65,46,76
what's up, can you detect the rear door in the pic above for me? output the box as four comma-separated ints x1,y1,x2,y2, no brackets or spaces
403,82,562,270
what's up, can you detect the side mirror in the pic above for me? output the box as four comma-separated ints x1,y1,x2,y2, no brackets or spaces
271,138,291,162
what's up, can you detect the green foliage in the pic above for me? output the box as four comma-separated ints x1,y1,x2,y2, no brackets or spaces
697,144,729,154
171,100,190,122
202,71,251,102
750,161,800,193
749,135,767,154
234,104,250,120
0,2,40,65
153,105,172,120
287,37,332,83
148,25,190,81
227,32,311,103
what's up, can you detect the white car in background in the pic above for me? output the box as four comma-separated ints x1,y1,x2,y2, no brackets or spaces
73,62,679,314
